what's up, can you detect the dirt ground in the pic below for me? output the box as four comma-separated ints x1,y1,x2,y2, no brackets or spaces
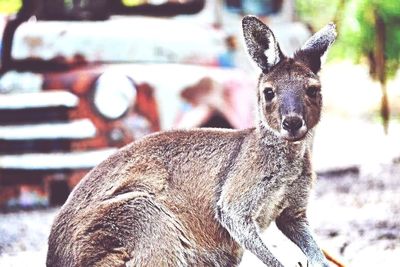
311,162,400,267
0,160,399,267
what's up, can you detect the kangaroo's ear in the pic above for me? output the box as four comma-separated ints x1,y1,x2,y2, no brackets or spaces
242,15,284,73
294,23,337,73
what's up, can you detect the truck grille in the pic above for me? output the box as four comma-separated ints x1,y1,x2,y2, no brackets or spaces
0,90,116,168
0,90,116,207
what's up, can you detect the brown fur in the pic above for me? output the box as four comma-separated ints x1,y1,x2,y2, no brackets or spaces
47,16,337,267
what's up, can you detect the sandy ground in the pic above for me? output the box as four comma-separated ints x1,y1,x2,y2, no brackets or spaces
310,163,400,267
0,208,55,267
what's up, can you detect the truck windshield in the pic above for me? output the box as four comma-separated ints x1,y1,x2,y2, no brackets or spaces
37,0,205,20
225,0,282,16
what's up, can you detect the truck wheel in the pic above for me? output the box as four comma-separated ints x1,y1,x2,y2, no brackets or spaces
49,180,70,206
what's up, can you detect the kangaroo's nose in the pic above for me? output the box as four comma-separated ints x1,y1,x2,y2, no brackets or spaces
282,116,303,132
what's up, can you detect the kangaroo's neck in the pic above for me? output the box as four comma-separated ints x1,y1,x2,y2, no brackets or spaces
255,122,310,159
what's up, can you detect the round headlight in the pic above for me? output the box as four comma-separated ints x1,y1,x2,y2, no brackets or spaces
93,72,136,120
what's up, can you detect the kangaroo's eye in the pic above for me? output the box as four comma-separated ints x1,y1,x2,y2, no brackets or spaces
306,86,319,98
263,87,275,101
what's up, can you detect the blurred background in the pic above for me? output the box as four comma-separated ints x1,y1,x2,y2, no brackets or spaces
0,0,399,266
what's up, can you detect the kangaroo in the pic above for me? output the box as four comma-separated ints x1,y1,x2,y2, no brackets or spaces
47,16,336,267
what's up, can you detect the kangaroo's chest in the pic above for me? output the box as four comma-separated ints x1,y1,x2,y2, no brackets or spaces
255,154,304,230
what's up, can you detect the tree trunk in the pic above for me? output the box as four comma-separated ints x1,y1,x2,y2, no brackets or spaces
374,10,389,133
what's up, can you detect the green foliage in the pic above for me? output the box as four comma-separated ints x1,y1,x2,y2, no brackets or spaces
296,0,341,30
352,0,400,79
296,0,400,80
0,0,21,14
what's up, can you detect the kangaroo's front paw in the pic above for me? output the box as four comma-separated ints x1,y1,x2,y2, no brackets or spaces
296,261,308,267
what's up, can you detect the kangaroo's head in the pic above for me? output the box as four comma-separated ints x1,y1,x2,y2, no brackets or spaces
242,16,336,142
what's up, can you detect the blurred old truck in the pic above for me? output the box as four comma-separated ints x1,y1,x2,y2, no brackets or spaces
0,0,309,208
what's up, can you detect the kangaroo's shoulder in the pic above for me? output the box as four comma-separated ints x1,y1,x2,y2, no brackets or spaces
138,127,255,144
121,127,255,156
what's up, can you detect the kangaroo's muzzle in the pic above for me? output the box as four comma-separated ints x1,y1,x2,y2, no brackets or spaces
281,115,307,141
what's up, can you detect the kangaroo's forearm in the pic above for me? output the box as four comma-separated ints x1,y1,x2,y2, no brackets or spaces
217,206,284,267
276,211,328,267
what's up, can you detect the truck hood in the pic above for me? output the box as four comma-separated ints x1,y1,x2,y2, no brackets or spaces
11,16,226,65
